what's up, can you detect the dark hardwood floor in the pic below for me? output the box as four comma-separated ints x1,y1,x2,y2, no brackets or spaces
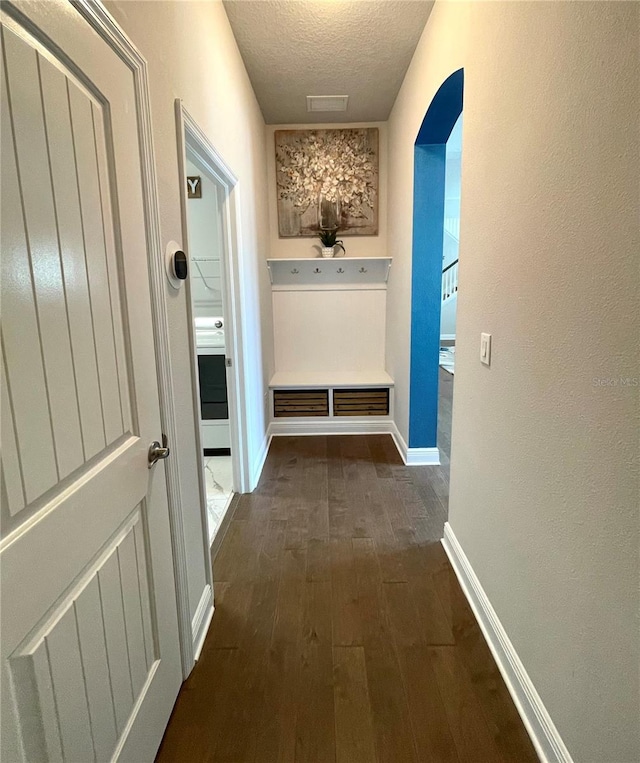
437,366,453,465
157,375,537,762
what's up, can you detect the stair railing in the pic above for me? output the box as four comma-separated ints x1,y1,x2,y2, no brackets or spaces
442,258,459,302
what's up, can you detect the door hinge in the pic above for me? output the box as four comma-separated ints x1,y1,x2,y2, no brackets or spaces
225,358,232,367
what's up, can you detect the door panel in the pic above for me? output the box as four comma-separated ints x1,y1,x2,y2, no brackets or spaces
1,2,182,761
1,21,133,523
67,80,127,447
0,49,58,508
38,54,106,461
3,25,86,482
9,509,155,762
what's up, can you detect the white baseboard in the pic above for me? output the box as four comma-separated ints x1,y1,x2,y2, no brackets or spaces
404,446,440,465
440,333,456,341
191,584,214,662
268,419,395,437
250,432,272,491
441,523,573,763
390,424,441,466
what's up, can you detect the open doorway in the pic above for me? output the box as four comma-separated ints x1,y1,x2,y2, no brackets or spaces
437,112,462,463
440,112,462,345
175,103,250,551
409,69,464,470
185,154,234,543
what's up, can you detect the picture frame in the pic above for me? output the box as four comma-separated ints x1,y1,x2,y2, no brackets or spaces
275,128,379,237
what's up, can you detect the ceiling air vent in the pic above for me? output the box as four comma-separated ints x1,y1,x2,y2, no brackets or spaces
306,95,349,113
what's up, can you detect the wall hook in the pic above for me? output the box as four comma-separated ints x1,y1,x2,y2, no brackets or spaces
337,268,345,274
359,267,368,273
291,268,299,274
313,267,322,274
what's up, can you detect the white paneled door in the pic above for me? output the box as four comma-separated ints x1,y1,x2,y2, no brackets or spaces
0,3,182,761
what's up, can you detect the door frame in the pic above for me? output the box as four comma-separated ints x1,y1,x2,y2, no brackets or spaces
70,0,196,678
174,102,250,496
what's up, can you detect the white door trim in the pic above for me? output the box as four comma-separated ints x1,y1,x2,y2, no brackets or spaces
175,103,250,495
173,104,252,662
70,0,194,678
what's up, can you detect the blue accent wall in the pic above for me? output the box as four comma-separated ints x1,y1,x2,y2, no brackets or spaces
415,69,464,146
409,69,463,449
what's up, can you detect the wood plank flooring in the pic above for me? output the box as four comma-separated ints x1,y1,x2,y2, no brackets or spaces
437,367,453,464
157,428,538,761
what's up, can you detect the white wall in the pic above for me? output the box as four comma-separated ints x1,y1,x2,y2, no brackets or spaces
106,0,272,623
185,157,224,319
387,2,639,761
442,112,462,270
272,290,387,376
266,122,388,259
439,294,456,339
441,113,462,338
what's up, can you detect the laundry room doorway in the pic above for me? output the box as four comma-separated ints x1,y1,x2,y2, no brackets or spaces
175,103,250,548
188,157,233,544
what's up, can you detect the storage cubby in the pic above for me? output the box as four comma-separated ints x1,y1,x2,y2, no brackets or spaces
333,388,389,416
270,380,392,423
273,389,329,418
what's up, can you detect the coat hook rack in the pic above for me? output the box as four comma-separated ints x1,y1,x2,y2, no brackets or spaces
266,258,392,286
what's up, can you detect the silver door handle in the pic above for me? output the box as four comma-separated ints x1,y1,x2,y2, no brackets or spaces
148,434,170,467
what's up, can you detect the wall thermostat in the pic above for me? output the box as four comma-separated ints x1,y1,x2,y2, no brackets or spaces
166,240,188,289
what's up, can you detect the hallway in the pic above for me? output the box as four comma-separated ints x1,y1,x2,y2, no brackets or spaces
157,432,537,762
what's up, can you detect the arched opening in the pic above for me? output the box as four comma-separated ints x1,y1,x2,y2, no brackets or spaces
409,68,464,451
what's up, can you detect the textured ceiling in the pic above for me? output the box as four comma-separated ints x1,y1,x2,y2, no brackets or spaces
222,0,434,124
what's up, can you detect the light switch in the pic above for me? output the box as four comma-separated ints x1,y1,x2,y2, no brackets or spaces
480,333,492,366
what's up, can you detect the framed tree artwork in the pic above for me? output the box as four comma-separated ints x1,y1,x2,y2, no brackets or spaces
275,128,379,237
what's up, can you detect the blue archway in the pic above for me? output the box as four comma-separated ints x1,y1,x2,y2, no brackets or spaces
409,69,464,449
